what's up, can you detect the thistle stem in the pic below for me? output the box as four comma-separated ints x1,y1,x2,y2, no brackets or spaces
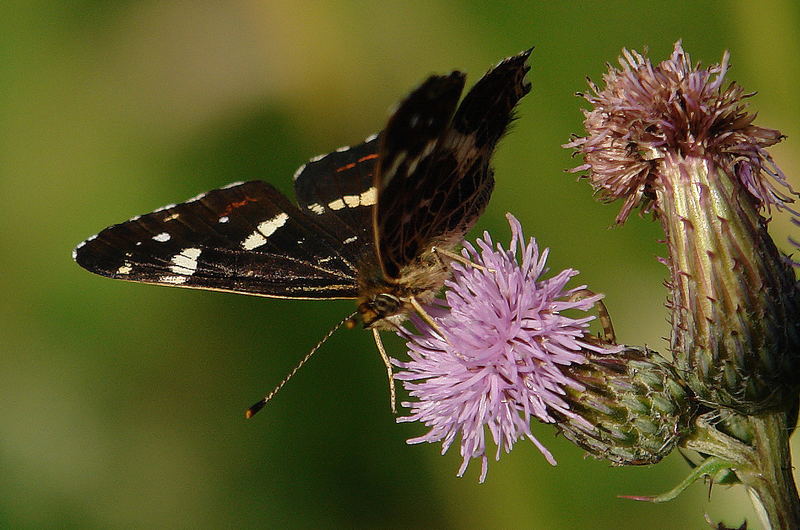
740,411,799,530
684,410,799,529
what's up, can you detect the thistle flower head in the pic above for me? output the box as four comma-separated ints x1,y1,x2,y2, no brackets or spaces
393,214,619,482
565,41,795,224
567,42,800,413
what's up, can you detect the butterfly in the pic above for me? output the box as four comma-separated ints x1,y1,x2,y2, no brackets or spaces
73,49,533,416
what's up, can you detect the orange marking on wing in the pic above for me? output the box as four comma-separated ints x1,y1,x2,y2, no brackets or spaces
221,197,258,217
357,154,379,163
335,162,357,173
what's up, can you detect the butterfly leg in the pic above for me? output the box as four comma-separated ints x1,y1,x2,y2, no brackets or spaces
407,296,473,361
408,296,447,338
569,289,616,344
372,327,397,413
431,246,494,273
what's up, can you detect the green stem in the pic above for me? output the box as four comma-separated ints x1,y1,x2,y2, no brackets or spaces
740,411,799,530
684,410,799,529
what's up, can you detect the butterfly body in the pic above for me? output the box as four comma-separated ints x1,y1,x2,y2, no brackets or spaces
356,252,451,329
74,49,532,365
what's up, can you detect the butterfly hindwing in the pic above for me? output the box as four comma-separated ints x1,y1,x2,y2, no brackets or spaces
74,181,360,299
375,49,532,280
292,134,380,264
415,49,533,253
449,49,533,147
373,72,467,278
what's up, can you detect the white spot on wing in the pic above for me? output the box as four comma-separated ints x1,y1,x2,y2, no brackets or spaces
365,133,378,142
328,187,376,210
170,247,202,275
407,157,420,176
292,163,307,181
412,142,438,176
242,212,289,250
154,203,177,213
116,263,133,275
360,187,377,206
328,198,345,211
343,236,358,244
152,232,171,242
335,144,352,153
421,140,437,159
307,203,325,215
218,216,229,223
382,152,407,185
221,181,245,189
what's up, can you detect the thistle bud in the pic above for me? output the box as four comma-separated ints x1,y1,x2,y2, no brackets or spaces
553,347,692,465
566,42,800,413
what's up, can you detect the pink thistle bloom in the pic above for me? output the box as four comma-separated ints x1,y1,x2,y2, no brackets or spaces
565,41,796,225
393,214,619,482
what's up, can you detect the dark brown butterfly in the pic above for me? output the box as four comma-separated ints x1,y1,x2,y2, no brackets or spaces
73,49,533,415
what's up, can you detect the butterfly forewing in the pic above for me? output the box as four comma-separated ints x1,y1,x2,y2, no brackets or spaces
375,49,532,281
74,181,360,299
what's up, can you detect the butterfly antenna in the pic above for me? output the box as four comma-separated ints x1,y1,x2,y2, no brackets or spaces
245,311,358,419
408,296,446,339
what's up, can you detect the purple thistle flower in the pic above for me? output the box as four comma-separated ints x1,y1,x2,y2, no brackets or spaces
564,41,797,225
393,213,619,482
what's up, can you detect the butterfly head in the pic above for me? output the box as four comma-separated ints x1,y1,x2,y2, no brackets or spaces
357,293,403,329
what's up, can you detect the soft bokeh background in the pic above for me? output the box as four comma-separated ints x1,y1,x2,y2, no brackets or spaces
2,1,798,528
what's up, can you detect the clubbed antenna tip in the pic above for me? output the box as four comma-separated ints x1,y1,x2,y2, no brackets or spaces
243,311,357,419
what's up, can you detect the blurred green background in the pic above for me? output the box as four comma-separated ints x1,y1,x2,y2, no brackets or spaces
2,1,798,528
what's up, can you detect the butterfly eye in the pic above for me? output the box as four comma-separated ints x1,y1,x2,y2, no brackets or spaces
357,294,401,328
371,293,402,317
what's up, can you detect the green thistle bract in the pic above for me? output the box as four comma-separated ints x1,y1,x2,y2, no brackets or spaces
555,347,692,465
